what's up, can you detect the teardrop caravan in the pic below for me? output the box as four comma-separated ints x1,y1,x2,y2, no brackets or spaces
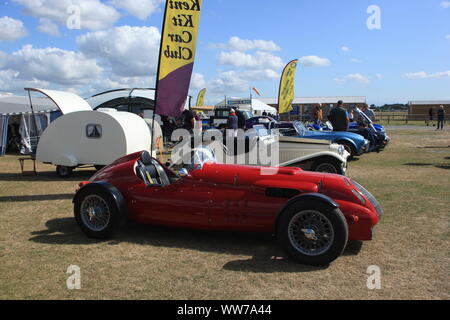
27,88,153,177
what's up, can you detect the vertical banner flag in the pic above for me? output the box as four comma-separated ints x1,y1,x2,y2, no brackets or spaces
155,0,203,116
278,59,298,114
196,88,206,107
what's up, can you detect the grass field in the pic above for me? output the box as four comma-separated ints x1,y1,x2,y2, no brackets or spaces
0,127,449,300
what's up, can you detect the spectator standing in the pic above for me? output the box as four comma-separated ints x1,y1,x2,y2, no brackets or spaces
437,105,445,130
181,109,195,135
227,109,239,137
362,105,376,121
328,101,349,132
427,107,434,126
312,104,323,125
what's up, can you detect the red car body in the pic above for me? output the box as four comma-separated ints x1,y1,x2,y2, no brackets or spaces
81,151,380,241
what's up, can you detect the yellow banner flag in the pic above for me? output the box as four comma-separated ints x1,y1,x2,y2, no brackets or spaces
196,88,206,107
155,0,203,116
278,59,299,114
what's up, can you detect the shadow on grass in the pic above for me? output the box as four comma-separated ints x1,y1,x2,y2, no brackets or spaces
0,193,74,203
0,170,95,182
404,163,450,170
29,218,364,273
417,146,450,149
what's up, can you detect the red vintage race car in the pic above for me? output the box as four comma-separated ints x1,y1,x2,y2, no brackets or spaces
73,147,382,266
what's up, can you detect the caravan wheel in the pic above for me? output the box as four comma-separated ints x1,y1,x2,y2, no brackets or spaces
56,165,73,178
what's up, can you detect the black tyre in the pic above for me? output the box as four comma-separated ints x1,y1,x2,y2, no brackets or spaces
277,200,348,266
337,141,356,160
56,165,73,178
311,157,344,175
74,188,126,239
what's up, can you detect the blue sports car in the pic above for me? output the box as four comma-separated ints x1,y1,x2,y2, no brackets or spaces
282,121,370,159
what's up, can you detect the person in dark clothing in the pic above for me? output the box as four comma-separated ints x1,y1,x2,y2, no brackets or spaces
161,116,176,143
181,109,195,134
227,109,239,137
328,100,349,131
427,107,435,126
437,105,445,130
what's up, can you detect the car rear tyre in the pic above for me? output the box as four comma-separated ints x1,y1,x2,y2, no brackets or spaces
337,141,356,160
311,158,343,175
56,165,73,178
74,189,125,239
277,201,348,266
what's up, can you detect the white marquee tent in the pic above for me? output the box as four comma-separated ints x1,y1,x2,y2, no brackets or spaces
215,98,278,116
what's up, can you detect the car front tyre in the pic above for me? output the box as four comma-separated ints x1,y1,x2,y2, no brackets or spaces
337,141,356,160
277,201,348,266
312,158,344,175
74,189,124,239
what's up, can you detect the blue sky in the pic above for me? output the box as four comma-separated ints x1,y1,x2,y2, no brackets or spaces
0,0,449,105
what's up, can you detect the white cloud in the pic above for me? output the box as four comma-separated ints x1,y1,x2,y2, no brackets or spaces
0,51,6,68
0,69,50,92
3,45,102,85
402,71,450,79
442,1,450,8
299,55,331,67
335,73,370,84
341,46,350,52
110,0,164,20
190,73,206,90
13,0,120,31
350,58,363,63
0,16,28,41
446,34,450,40
208,70,250,94
37,18,60,36
211,36,281,52
376,73,383,79
77,26,161,77
217,51,284,70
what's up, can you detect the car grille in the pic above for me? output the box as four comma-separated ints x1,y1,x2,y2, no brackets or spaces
352,180,383,218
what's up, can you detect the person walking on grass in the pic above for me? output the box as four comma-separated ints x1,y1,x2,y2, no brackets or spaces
437,105,445,130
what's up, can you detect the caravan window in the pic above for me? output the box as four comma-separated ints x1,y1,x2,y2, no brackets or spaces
86,124,102,139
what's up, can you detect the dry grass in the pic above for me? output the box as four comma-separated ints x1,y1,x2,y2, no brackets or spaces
0,127,449,300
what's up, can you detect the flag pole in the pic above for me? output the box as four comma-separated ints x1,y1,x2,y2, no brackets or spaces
151,1,170,156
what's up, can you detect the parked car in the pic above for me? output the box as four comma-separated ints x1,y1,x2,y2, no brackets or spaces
210,107,253,129
245,116,292,130
281,121,370,160
306,110,390,153
199,125,350,175
73,148,382,266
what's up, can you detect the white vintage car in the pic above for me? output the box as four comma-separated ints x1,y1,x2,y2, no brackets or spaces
173,125,350,175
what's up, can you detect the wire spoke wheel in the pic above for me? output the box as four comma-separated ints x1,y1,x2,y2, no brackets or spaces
80,195,111,232
288,210,335,256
